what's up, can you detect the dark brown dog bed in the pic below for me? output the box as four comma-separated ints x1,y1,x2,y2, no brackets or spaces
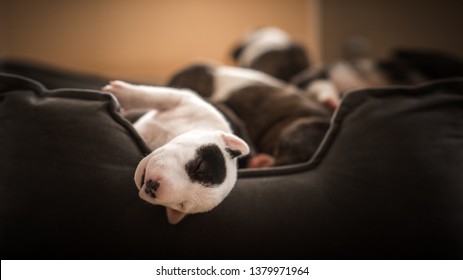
1,70,462,259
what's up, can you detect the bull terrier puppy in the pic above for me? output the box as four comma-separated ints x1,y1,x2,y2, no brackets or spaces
168,63,331,167
230,26,310,83
102,81,250,224
168,62,290,102
223,84,330,167
229,27,342,112
167,63,299,167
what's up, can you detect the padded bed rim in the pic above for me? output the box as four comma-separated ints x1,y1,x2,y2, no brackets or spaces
0,72,152,156
238,76,463,178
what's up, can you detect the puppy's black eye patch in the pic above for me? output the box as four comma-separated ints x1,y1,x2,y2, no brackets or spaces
185,144,226,187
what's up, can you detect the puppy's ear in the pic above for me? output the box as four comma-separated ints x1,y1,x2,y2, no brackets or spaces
219,132,250,159
166,208,187,225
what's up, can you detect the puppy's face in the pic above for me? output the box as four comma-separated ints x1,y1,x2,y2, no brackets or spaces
134,131,249,224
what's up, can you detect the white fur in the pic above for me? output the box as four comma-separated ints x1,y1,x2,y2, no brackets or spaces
304,80,340,108
330,60,391,95
353,59,388,87
329,62,369,93
102,81,250,224
237,27,292,67
212,66,288,102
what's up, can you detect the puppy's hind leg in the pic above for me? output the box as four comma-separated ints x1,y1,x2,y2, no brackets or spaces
102,80,197,111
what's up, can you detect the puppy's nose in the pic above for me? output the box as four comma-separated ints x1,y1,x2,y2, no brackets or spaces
144,180,160,198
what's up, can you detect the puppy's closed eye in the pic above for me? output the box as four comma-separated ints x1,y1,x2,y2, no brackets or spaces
192,160,206,174
184,144,226,186
186,159,207,177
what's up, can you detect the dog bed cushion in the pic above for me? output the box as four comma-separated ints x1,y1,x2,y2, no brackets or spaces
1,72,462,259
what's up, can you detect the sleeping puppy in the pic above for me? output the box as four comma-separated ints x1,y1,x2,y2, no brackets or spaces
102,81,250,224
291,48,463,111
168,63,330,167
228,27,338,113
291,59,388,111
168,63,290,167
230,26,310,83
223,84,330,167
167,62,290,102
167,62,285,159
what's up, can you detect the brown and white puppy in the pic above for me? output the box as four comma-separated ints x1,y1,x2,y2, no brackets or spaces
223,84,330,167
291,59,390,111
168,63,330,167
292,48,463,111
168,63,292,167
102,81,249,224
230,26,310,83
229,26,340,112
168,62,290,102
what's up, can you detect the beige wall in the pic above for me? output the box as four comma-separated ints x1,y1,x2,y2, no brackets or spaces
320,0,463,62
0,0,320,83
4,0,461,82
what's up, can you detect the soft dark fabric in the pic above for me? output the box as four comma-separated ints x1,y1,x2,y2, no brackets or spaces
0,60,161,90
0,60,109,90
393,48,463,80
1,73,462,259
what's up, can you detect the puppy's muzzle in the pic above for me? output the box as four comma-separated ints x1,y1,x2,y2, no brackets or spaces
144,180,160,198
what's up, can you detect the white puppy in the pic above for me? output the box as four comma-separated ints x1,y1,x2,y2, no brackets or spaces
102,81,250,224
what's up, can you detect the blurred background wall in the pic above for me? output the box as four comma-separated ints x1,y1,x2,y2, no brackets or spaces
1,0,462,82
321,0,463,62
0,0,320,82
